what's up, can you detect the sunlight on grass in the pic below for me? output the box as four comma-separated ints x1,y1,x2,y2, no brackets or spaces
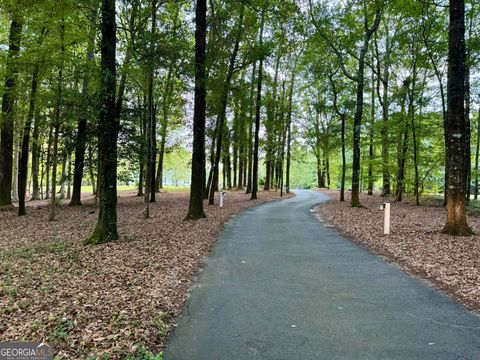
79,185,190,194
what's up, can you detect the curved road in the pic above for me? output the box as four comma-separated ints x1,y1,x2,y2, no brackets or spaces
165,190,480,360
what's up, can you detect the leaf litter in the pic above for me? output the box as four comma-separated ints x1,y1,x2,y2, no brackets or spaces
0,190,291,358
315,190,480,315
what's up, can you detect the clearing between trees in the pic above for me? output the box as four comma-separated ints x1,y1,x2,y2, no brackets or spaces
315,190,480,314
0,190,291,358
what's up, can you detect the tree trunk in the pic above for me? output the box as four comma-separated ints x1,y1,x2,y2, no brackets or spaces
222,156,226,189
442,0,473,235
40,145,45,199
251,10,265,200
351,8,382,207
150,103,157,203
208,4,244,204
326,157,331,189
236,90,245,189
87,144,96,196
421,6,448,205
145,0,158,209
316,155,322,188
205,126,217,198
225,131,232,189
60,154,66,199
340,113,346,201
411,97,419,205
395,96,408,202
465,63,471,204
237,147,243,189
186,0,207,219
465,6,474,203
138,163,144,196
137,96,146,197
30,112,41,201
352,51,367,206
49,18,65,222
368,67,375,196
329,73,346,201
67,153,71,199
286,59,299,194
264,56,281,192
375,30,391,197
155,9,180,193
70,9,97,206
45,124,53,199
409,51,420,206
12,138,19,203
246,61,257,194
264,158,271,191
233,127,238,188
144,84,153,216
0,17,22,207
155,131,166,191
474,104,480,200
322,159,327,188
49,119,60,221
155,69,173,193
279,81,287,196
85,0,119,243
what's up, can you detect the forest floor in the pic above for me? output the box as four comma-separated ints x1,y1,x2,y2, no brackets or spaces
315,190,480,315
0,189,292,359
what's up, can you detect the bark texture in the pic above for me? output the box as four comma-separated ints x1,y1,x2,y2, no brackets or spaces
0,18,22,207
85,0,119,243
186,0,207,219
442,0,473,236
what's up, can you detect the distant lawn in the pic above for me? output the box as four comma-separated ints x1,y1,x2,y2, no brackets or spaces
79,185,190,194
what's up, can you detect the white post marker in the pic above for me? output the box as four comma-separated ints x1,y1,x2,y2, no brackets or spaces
220,192,225,208
383,202,390,235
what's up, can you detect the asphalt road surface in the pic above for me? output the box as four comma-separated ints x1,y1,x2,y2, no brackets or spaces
164,190,480,360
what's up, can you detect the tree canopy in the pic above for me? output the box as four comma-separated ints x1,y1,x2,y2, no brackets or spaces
0,0,479,235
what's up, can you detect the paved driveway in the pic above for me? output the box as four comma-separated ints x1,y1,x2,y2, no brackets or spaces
165,190,480,360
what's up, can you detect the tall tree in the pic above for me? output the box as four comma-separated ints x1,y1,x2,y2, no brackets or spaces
286,54,299,194
49,16,65,222
367,63,375,196
264,55,281,191
30,109,42,200
375,24,392,197
85,0,118,244
0,16,22,207
349,4,382,206
464,3,474,203
18,28,47,215
474,104,480,201
442,0,473,236
245,60,257,194
251,9,266,200
310,0,382,207
186,0,207,220
70,8,97,206
329,71,347,202
208,3,244,205
144,0,158,218
155,3,181,192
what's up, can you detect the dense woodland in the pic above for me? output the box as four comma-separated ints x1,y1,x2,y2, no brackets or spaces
0,0,479,237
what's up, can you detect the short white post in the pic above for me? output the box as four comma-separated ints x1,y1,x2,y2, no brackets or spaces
384,202,390,235
220,192,225,208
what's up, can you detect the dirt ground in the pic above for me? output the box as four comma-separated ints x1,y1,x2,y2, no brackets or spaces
0,189,292,359
315,190,480,315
